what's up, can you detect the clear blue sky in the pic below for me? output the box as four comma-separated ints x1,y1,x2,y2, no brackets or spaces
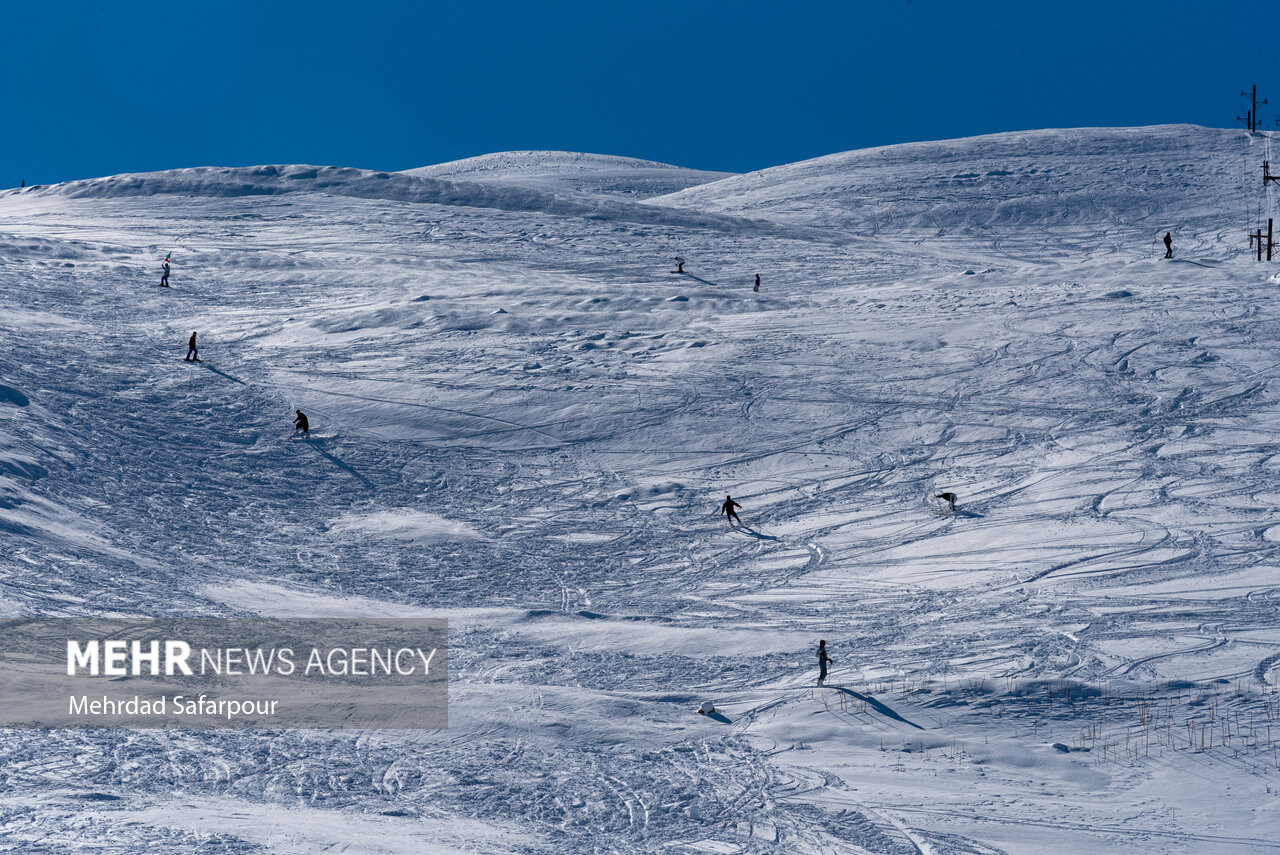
4,0,1276,184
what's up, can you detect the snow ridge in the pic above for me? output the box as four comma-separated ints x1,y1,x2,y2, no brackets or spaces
5,164,774,236
401,150,733,199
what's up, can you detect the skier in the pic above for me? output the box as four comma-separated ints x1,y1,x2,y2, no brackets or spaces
185,331,200,362
935,492,957,513
816,639,833,686
675,256,685,273
754,273,760,292
160,254,171,287
293,409,310,437
720,494,742,526
1163,232,1173,259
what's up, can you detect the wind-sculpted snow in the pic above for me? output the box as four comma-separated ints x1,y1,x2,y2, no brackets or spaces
655,125,1257,248
1,126,1279,852
5,163,777,236
401,150,734,199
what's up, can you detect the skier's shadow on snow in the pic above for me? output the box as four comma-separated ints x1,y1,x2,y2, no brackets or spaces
303,437,373,489
934,509,983,520
737,525,780,541
677,271,719,287
703,710,732,724
829,687,923,730
199,364,246,385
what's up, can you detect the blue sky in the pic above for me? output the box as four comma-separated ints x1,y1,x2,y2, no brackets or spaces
4,1,1276,184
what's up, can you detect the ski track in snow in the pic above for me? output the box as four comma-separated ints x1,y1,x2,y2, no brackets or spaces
1,127,1279,852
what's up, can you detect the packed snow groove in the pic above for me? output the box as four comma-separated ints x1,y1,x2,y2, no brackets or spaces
2,126,1280,852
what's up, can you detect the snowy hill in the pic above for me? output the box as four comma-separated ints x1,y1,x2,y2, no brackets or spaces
1,125,1280,852
401,150,734,199
7,162,740,229
656,124,1259,251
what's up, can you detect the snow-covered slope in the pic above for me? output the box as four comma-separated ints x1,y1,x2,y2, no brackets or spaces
655,124,1258,251
1,126,1279,853
7,163,761,234
401,150,734,199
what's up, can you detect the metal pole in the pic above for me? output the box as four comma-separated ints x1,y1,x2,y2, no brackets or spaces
1258,229,1264,261
1269,218,1274,261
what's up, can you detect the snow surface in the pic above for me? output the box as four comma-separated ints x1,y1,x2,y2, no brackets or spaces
401,151,733,199
2,125,1280,852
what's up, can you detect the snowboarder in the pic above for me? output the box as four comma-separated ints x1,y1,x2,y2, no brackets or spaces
675,256,685,273
754,273,760,292
935,492,957,513
720,494,742,526
160,254,171,287
816,639,833,686
1163,232,1173,259
293,409,310,437
185,331,200,362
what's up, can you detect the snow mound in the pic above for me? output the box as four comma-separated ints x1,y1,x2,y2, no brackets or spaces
3,163,764,234
327,510,484,545
653,124,1254,238
402,151,733,199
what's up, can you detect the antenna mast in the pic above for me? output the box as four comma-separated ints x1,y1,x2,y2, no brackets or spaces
1238,84,1268,133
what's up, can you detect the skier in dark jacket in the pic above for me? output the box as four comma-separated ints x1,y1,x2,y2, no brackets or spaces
935,492,957,513
754,273,760,292
720,494,742,526
293,409,310,437
1163,232,1173,259
160,254,170,287
816,639,833,686
185,331,199,362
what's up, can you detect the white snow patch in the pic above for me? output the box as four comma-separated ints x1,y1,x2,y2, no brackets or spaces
548,532,616,544
111,796,530,854
328,510,484,544
205,581,439,618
